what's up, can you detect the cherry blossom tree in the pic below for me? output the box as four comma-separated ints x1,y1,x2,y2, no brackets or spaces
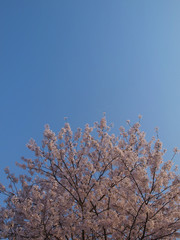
0,117,179,239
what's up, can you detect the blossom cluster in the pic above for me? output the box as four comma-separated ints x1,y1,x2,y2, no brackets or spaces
0,117,179,239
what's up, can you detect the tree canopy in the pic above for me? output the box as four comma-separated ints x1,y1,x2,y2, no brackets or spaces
0,117,179,239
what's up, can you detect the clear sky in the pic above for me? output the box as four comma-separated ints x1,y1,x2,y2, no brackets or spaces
0,0,180,189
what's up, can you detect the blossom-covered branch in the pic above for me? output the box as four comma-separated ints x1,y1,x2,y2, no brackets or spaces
0,117,179,239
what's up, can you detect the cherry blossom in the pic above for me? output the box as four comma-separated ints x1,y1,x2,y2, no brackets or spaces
0,117,179,239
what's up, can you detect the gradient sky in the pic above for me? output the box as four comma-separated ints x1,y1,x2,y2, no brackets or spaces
0,1,180,191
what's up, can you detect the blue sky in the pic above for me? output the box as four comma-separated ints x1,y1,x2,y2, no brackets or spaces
0,0,180,189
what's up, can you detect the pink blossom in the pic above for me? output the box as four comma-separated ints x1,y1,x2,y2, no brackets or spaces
0,117,179,239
